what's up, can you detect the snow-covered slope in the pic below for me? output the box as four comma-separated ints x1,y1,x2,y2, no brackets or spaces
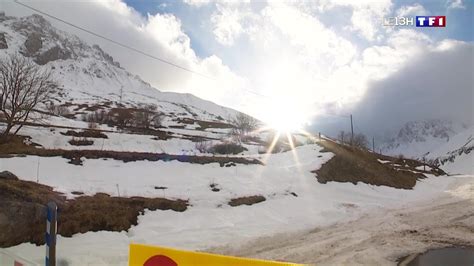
427,125,474,174
0,13,239,122
382,119,468,158
382,120,472,174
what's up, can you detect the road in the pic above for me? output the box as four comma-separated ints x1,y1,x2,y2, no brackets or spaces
210,175,474,265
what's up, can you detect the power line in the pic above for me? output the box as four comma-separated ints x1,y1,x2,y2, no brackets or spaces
12,0,354,104
14,0,213,80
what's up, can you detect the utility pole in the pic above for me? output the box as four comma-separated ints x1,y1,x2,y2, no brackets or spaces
350,114,354,145
372,137,375,153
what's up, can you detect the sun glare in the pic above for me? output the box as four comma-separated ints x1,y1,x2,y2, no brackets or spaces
260,99,310,133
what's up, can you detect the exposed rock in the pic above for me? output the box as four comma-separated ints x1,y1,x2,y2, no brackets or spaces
0,32,7,49
0,171,18,180
93,44,121,68
24,33,42,55
36,46,71,65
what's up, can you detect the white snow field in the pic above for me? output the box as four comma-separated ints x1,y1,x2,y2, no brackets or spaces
2,144,466,266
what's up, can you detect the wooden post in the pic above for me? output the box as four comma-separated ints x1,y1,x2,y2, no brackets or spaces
46,202,57,266
350,114,354,145
36,157,40,183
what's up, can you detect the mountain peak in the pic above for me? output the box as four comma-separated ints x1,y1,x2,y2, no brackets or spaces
396,119,464,143
0,13,240,123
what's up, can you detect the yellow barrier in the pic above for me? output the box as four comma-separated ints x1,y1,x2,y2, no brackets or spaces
129,243,304,266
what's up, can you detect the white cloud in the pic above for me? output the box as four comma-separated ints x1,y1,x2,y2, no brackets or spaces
205,1,454,123
1,0,246,108
263,3,356,66
315,0,393,41
182,0,211,7
211,4,245,46
447,0,466,9
396,3,428,17
2,0,470,129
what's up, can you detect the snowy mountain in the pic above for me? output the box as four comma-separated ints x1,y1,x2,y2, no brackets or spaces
0,13,240,123
382,119,468,158
382,119,472,174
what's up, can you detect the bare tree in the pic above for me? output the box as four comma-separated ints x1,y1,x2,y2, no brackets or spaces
352,133,369,149
0,54,57,139
338,130,346,144
194,140,211,153
134,104,162,129
229,113,258,143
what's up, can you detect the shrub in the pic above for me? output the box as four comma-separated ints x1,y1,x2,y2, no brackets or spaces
133,104,163,129
88,121,99,130
352,133,369,149
86,110,108,124
229,113,258,143
338,131,347,144
211,142,247,155
195,140,211,153
46,103,70,117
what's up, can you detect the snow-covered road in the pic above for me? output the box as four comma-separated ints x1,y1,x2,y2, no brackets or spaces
210,175,474,265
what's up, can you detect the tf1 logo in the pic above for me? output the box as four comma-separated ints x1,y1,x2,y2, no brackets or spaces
416,16,446,27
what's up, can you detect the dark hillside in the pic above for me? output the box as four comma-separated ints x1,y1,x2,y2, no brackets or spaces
313,139,445,189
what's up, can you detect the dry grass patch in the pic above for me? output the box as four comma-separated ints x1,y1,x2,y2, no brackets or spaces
68,137,94,146
313,139,445,189
0,136,262,166
61,129,108,139
229,195,266,207
0,177,188,248
59,194,187,237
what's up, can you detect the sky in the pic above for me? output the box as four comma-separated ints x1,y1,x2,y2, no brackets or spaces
1,0,473,135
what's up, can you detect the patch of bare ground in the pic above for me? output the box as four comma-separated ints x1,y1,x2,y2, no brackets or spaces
61,129,108,139
0,177,188,248
68,137,94,146
172,117,234,130
229,195,266,207
312,139,446,189
0,135,262,166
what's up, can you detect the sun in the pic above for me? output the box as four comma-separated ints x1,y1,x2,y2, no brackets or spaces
260,99,309,133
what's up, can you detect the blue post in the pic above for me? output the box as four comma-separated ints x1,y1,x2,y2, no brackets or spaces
46,202,57,266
